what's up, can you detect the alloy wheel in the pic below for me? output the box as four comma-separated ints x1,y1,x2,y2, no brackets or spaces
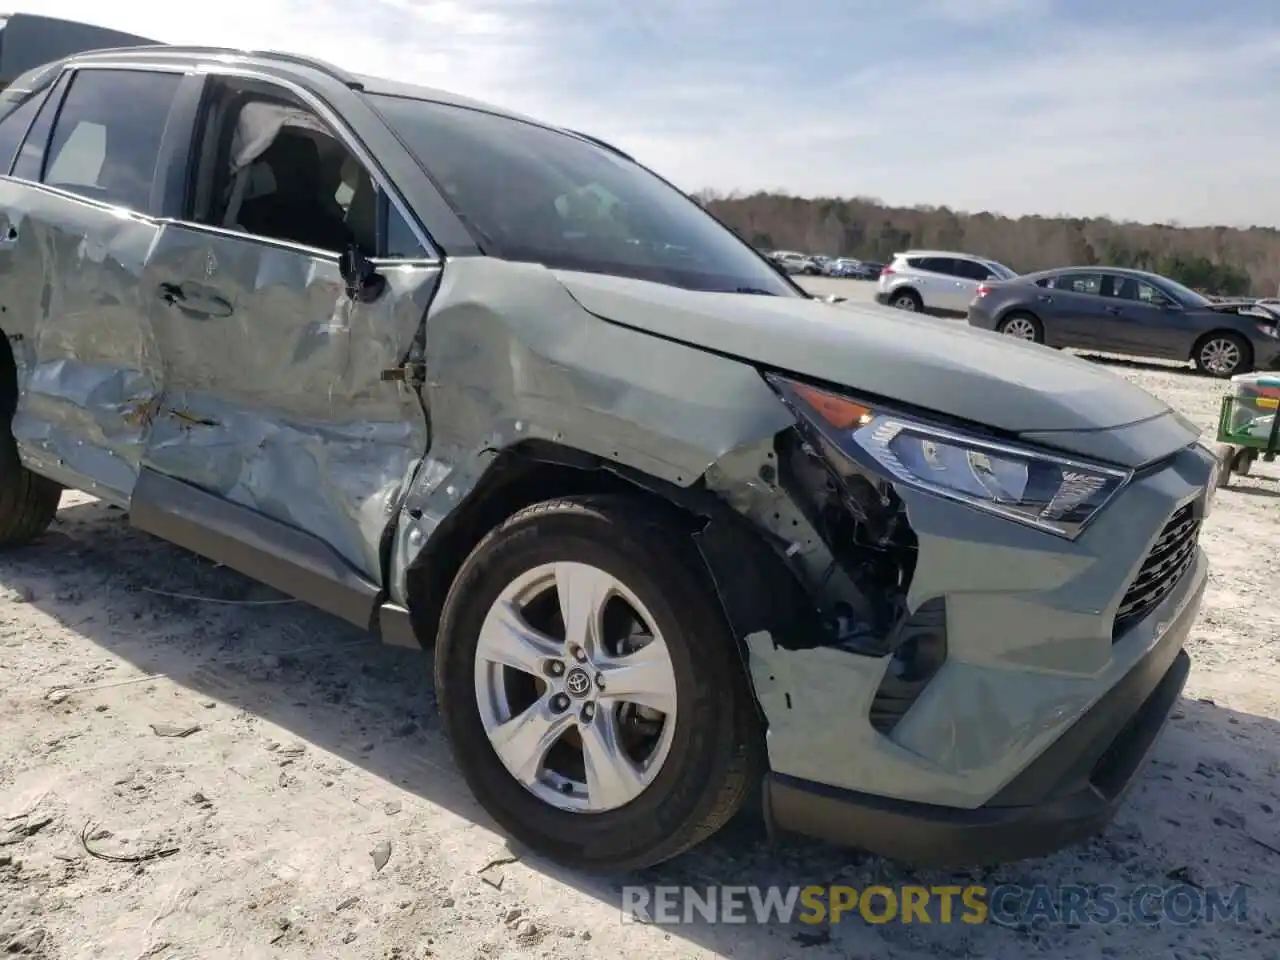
1200,338,1241,376
1001,317,1038,340
473,561,678,814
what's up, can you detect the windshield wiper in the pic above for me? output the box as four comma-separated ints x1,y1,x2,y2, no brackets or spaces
733,286,778,295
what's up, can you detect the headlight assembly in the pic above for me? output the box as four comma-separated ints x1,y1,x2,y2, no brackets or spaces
766,374,1131,540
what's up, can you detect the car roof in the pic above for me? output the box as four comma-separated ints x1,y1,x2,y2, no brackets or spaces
1029,265,1173,283
39,44,545,125
896,250,994,261
22,44,653,162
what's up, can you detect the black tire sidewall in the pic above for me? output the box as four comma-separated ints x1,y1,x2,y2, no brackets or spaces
435,504,746,869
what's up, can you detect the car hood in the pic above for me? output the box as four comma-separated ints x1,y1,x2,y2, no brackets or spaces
552,270,1172,436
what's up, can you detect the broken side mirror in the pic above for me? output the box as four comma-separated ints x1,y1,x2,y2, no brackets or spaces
339,245,387,303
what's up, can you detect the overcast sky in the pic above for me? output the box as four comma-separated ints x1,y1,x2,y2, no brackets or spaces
19,0,1280,228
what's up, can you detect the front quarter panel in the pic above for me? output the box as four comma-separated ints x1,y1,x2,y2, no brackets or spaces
388,257,794,604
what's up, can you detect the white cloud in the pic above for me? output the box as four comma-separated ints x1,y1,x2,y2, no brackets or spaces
12,1,1280,227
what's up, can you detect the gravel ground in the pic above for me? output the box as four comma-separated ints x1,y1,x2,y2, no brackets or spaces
1,279,1277,959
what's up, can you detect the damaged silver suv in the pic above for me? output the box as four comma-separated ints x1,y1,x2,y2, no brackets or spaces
0,46,1216,871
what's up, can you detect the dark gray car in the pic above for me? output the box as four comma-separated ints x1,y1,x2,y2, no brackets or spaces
0,44,1216,873
968,266,1280,377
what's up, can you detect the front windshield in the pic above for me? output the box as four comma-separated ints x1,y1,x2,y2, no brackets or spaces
368,94,800,296
1151,274,1211,307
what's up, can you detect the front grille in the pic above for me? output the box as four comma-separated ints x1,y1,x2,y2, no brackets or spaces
1112,503,1200,640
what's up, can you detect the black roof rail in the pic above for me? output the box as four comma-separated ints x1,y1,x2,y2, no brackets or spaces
565,129,633,162
70,44,365,89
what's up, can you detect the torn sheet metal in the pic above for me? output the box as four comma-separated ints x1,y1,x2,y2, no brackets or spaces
387,256,795,605
741,476,1151,808
0,181,162,506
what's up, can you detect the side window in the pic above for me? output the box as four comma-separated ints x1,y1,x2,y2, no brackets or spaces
12,73,70,182
185,78,427,259
1054,273,1103,295
1135,280,1171,305
385,197,429,258
35,69,180,212
953,259,992,281
1101,274,1163,303
917,257,957,275
0,91,46,174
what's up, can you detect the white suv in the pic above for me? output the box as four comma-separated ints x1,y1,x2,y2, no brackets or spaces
771,251,822,275
876,250,1017,316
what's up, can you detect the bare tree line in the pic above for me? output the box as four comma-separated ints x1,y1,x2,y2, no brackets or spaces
695,190,1277,297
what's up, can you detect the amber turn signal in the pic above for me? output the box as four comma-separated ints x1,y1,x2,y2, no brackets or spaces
788,382,874,430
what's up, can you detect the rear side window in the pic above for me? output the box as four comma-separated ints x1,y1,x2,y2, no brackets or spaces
0,92,45,175
32,69,180,213
11,72,70,182
953,259,993,281
1049,273,1103,295
917,257,958,275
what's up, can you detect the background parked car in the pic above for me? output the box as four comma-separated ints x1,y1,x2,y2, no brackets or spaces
824,258,882,279
771,250,822,275
968,267,1280,377
875,250,1018,316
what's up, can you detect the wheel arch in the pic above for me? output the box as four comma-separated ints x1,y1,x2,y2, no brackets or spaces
994,308,1045,342
400,439,798,668
0,327,16,422
1190,327,1253,367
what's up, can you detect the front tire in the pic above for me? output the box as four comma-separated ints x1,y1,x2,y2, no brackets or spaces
1194,332,1251,378
435,495,762,871
997,311,1044,343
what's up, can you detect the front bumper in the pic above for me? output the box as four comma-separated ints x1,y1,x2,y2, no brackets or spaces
764,563,1201,866
874,291,892,306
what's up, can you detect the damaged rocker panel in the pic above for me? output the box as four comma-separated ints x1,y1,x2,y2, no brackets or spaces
129,467,381,629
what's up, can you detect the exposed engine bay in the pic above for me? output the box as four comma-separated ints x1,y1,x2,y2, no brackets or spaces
774,427,918,657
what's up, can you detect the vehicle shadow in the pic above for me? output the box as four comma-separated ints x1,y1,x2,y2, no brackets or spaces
1072,352,1200,376
1226,484,1280,499
5,497,1277,959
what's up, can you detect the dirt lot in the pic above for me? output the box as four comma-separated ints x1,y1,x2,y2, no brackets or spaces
1,280,1278,959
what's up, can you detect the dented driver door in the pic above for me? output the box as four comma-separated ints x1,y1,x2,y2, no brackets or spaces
137,226,441,600
122,70,446,630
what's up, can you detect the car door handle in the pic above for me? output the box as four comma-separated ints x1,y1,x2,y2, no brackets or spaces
157,282,233,319
1105,306,1123,315
1036,294,1053,302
